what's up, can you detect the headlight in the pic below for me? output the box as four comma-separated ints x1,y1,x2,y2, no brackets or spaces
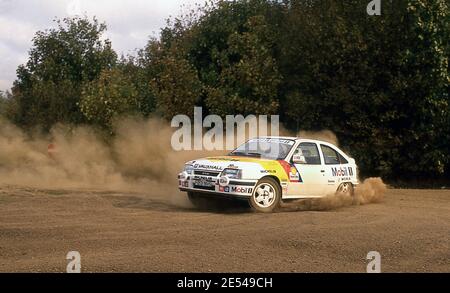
221,168,242,179
184,164,194,175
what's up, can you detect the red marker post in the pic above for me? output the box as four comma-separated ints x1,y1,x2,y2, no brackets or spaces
47,143,57,159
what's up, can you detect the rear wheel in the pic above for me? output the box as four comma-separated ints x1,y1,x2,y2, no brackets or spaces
249,178,281,213
336,182,354,197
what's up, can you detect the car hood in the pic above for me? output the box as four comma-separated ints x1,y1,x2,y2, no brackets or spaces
185,156,293,182
189,156,282,172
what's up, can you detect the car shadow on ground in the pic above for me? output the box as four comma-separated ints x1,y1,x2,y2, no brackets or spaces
1,186,331,214
101,194,252,214
101,193,339,214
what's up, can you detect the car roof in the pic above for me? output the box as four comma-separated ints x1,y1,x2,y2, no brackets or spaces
256,136,298,140
256,136,335,145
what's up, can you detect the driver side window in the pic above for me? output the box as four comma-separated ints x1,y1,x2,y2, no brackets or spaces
294,143,321,165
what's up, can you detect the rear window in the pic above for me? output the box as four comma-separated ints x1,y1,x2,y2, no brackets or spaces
338,152,348,164
321,145,340,165
321,145,348,165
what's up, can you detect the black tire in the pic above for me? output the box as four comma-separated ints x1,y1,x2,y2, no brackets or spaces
248,177,281,213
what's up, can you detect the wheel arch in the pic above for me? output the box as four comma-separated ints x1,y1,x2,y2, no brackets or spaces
336,181,355,196
259,175,282,190
337,181,354,188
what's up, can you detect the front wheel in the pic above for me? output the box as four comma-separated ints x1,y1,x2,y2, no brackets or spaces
249,178,281,213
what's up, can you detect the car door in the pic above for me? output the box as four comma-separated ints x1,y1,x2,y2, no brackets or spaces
320,144,348,194
287,142,328,197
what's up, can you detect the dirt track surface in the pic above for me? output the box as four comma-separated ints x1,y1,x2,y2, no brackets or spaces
0,186,449,272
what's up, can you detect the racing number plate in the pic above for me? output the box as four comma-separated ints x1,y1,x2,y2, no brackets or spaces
193,177,215,189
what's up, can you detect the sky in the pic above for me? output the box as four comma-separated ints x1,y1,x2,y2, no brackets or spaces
0,0,206,92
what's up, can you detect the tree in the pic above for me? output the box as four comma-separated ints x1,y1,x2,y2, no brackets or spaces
79,68,140,130
4,0,449,184
149,47,202,120
395,0,449,178
116,56,155,118
276,0,449,180
0,90,16,120
205,15,281,116
149,0,449,182
117,39,166,117
11,17,117,130
0,91,7,118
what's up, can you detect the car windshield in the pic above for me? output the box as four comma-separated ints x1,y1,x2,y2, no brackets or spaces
229,138,295,160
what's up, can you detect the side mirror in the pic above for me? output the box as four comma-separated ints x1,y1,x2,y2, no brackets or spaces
292,154,307,164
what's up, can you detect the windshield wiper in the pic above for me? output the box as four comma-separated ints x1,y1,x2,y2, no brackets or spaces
229,151,247,156
247,152,262,158
229,151,261,158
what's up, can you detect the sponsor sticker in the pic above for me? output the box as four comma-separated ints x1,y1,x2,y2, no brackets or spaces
219,186,231,192
208,157,241,162
277,160,302,183
260,169,276,174
289,166,300,182
193,164,223,171
231,186,253,194
250,138,295,145
221,185,252,194
219,176,230,187
332,167,354,177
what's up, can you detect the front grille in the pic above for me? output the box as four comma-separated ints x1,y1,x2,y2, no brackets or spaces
194,170,221,177
193,185,216,191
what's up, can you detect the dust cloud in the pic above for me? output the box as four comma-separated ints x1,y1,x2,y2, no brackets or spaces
0,118,386,211
0,117,223,207
297,130,339,146
354,177,386,204
280,129,387,211
280,177,387,211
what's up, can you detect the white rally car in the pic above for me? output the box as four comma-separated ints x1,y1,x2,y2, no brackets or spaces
178,137,359,212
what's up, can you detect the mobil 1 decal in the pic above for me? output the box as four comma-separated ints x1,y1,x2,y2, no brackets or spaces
331,166,354,177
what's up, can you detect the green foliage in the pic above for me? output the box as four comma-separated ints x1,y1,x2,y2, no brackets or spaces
7,0,450,183
205,15,281,116
118,52,158,117
79,68,140,130
11,17,117,129
275,0,449,180
0,91,7,117
149,48,203,120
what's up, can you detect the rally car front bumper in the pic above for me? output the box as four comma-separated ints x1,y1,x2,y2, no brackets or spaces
178,171,257,199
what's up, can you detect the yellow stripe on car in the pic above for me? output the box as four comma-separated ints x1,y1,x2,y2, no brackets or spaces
206,156,290,182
